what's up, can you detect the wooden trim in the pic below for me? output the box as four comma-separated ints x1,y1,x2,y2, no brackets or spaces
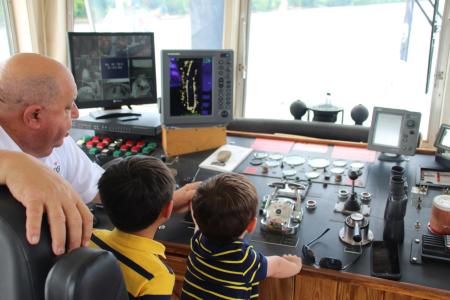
299,266,450,300
226,130,437,155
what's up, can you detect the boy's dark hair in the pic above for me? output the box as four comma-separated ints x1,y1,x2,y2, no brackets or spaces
192,173,258,242
98,156,175,232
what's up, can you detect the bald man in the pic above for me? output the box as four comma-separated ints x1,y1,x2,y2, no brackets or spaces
0,53,198,255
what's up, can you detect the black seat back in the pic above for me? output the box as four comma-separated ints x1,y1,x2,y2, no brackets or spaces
0,185,128,300
0,185,55,300
45,247,128,300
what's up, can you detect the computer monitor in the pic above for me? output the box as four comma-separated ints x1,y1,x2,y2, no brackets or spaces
434,124,450,167
367,107,421,162
434,124,450,151
160,49,234,127
68,32,157,119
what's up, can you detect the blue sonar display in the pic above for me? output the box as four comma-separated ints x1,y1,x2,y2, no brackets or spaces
168,56,213,117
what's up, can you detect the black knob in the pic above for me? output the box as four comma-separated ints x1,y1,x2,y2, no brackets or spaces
348,170,359,180
353,222,362,242
407,119,415,128
350,104,369,125
290,100,308,120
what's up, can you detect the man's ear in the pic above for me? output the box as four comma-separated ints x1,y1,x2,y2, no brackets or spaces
161,200,174,219
23,104,43,129
246,217,257,234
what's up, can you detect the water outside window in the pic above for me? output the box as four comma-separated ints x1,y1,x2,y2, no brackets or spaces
245,0,444,137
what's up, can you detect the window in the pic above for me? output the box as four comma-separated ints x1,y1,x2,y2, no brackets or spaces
243,0,446,139
73,0,225,98
0,0,13,61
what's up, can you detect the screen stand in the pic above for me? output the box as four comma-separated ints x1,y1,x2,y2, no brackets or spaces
378,152,406,162
89,108,142,120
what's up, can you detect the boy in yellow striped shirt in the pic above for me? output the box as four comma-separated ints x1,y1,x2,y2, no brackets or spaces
90,156,191,299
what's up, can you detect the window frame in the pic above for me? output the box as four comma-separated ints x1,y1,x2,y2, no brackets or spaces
425,0,450,147
231,0,450,148
0,0,17,55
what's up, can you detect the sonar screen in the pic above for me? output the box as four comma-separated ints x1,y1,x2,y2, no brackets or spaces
161,49,234,127
168,56,213,117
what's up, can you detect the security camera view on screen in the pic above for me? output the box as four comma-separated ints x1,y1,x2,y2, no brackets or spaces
71,34,155,102
169,56,213,117
372,113,402,147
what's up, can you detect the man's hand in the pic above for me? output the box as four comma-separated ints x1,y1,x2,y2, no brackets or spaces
172,181,201,213
0,151,92,255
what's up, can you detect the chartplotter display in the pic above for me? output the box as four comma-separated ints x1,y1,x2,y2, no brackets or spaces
367,107,421,160
160,49,234,127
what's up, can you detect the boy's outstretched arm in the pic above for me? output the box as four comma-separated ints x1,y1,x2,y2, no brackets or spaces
266,255,302,278
172,181,201,213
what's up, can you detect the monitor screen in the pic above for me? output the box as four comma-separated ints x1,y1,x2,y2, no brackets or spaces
372,113,403,147
367,107,421,158
434,123,450,151
160,49,233,127
68,32,157,110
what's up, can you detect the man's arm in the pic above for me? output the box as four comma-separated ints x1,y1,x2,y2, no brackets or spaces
0,150,93,255
171,181,201,213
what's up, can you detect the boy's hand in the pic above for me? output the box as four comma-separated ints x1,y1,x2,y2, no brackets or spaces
283,255,303,272
172,181,201,213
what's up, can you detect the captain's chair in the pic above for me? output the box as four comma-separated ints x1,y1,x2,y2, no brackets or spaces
0,185,128,300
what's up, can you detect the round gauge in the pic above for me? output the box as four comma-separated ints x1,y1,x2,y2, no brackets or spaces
333,160,347,167
268,153,284,160
305,171,321,179
265,160,280,168
330,167,345,175
254,152,268,159
283,156,305,166
250,158,263,166
308,158,330,169
350,162,364,170
282,169,297,177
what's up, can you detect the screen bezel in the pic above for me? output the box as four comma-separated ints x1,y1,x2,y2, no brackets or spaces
434,123,450,151
367,107,409,154
160,49,233,127
67,32,157,110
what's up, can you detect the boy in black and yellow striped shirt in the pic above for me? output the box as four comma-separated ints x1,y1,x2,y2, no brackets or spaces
181,173,302,300
89,156,193,299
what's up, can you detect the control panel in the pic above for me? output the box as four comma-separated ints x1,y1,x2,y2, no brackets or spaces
216,51,233,119
76,135,159,166
400,112,421,155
